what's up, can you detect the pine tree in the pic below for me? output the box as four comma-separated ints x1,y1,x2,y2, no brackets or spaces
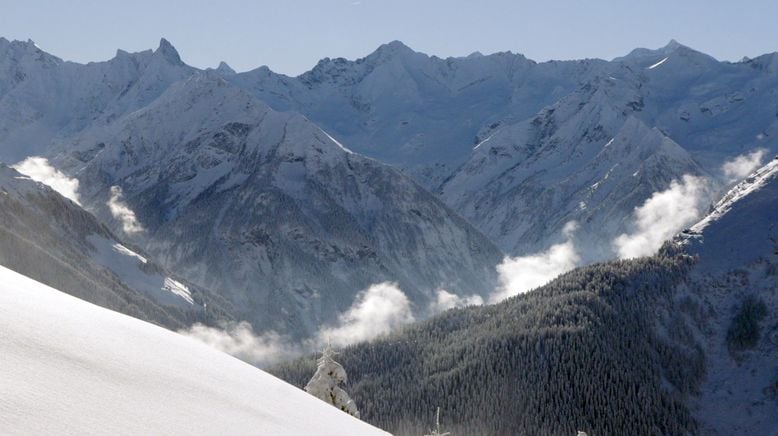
304,344,360,418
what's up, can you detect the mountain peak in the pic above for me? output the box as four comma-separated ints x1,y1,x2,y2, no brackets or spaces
379,40,413,52
215,61,236,74
4,38,41,52
745,52,778,73
369,40,417,60
155,38,183,64
663,39,683,51
613,39,716,64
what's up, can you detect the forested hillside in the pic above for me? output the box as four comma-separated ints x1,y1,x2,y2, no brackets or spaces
273,254,703,435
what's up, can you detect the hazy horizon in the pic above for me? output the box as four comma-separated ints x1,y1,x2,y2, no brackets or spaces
2,0,777,75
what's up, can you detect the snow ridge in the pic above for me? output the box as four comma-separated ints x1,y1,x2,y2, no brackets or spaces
689,155,778,234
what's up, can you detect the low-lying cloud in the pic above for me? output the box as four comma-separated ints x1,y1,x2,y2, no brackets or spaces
316,282,415,348
613,175,709,259
12,157,81,205
429,289,484,314
490,221,580,303
180,321,299,367
182,282,417,366
107,186,144,234
722,149,765,183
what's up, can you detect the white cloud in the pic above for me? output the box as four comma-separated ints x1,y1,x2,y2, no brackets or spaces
12,157,81,205
179,321,298,367
107,186,144,234
429,289,484,314
490,221,580,303
316,282,415,348
182,283,416,365
722,149,766,183
613,175,709,259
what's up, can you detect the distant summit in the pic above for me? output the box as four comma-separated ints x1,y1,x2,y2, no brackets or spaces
155,37,183,65
613,39,690,62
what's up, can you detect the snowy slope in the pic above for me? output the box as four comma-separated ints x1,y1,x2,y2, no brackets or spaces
680,155,778,271
668,156,778,434
0,265,387,435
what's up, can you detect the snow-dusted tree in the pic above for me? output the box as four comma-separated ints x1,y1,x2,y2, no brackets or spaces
304,344,360,418
424,407,450,436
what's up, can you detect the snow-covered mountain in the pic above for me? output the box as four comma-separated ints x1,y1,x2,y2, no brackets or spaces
0,38,503,338
0,37,194,162
0,163,232,328
221,39,778,181
437,40,778,257
440,68,707,257
223,41,603,187
47,72,502,338
0,265,387,435
222,39,778,258
616,41,778,170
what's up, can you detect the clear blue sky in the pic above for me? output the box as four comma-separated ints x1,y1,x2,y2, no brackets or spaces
1,0,776,75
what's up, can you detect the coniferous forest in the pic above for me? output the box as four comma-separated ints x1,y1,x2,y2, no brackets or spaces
272,253,709,435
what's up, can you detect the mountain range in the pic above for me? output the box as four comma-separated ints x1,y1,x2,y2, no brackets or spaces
0,37,502,338
217,38,778,258
0,36,776,342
